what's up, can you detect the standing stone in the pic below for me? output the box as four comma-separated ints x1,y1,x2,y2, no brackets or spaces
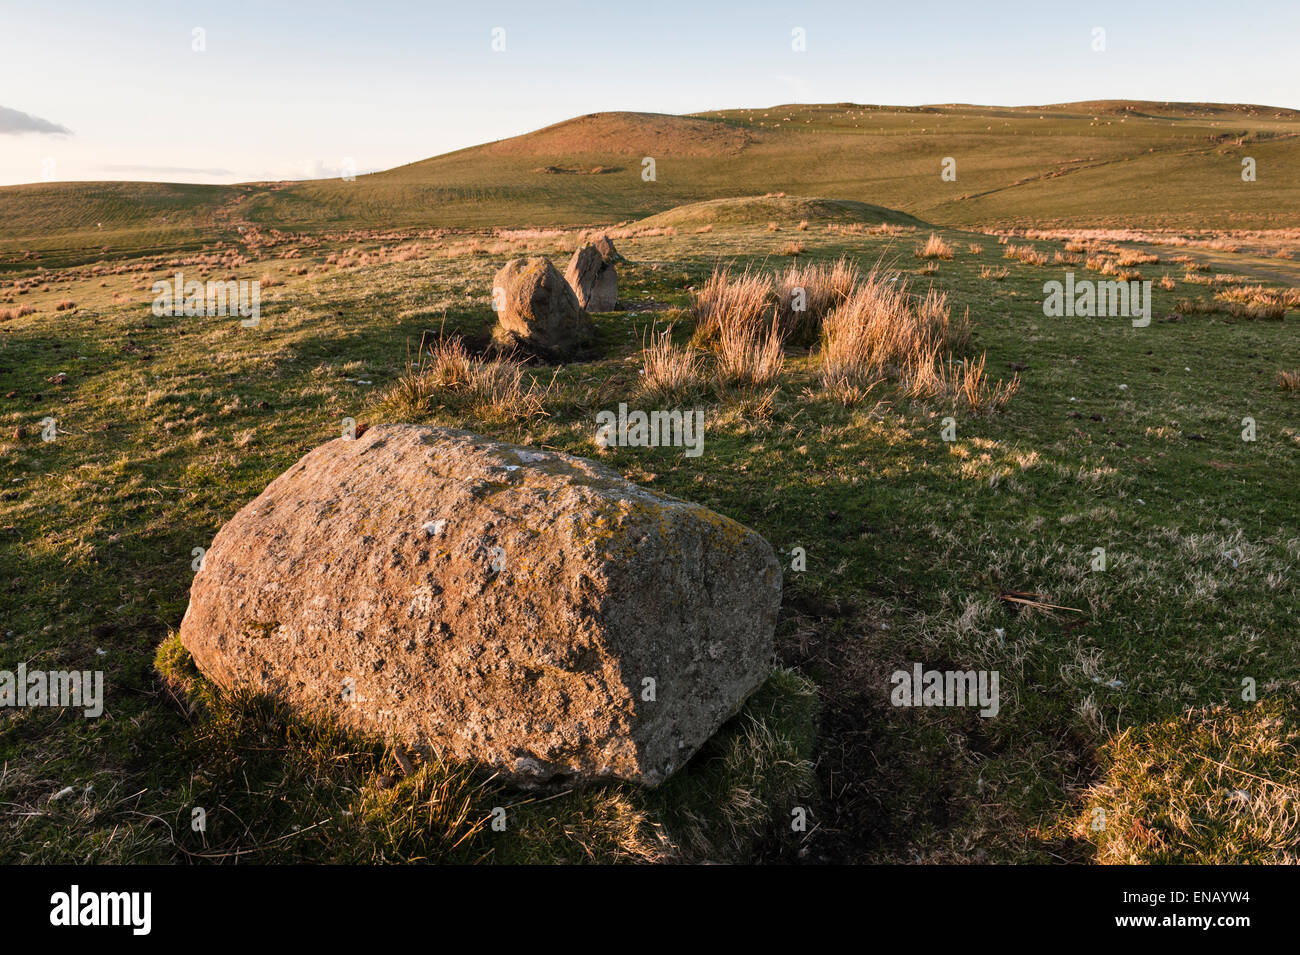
564,235,622,311
564,246,618,312
178,424,781,788
491,256,594,359
592,234,623,266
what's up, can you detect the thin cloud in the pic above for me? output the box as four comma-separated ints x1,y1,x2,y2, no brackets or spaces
99,163,236,177
0,106,71,135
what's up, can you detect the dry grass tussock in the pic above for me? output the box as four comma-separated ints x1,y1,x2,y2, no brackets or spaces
1216,284,1300,309
690,266,773,347
903,350,1020,413
773,256,859,345
692,260,1012,410
640,323,703,402
716,317,784,390
1177,285,1297,320
914,233,954,260
326,243,431,268
394,334,553,422
828,222,916,237
818,268,974,405
1117,249,1159,266
1004,244,1048,266
694,260,886,392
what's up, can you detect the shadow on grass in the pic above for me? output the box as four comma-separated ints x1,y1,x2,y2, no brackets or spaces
153,633,819,864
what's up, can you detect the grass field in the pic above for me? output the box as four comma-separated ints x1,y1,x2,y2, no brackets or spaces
2,184,1297,862
5,100,1300,267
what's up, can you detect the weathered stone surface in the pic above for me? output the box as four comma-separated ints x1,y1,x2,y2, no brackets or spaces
179,424,781,787
491,256,594,358
592,233,623,265
564,243,618,312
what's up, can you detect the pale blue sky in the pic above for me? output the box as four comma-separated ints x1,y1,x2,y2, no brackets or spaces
2,0,1297,186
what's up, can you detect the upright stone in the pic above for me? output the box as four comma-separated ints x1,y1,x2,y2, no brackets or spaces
491,256,594,359
564,235,622,311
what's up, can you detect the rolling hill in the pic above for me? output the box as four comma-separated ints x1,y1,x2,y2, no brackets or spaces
3,100,1298,265
629,195,924,230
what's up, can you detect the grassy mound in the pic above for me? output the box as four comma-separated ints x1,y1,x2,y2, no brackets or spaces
476,111,758,160
633,195,924,230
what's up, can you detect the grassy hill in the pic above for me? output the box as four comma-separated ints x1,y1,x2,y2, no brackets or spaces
631,195,925,230
3,100,1298,266
0,181,245,268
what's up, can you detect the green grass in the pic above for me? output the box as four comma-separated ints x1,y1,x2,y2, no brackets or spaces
1,215,1297,863
1074,699,1300,863
0,181,242,268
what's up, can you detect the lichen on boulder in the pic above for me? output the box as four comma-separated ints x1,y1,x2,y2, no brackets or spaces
179,424,782,787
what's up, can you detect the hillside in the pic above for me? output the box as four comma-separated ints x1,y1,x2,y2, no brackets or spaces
630,195,924,229
3,100,1298,265
0,181,242,266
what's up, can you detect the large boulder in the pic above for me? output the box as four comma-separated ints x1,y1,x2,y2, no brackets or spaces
491,256,594,359
564,236,622,311
178,424,781,787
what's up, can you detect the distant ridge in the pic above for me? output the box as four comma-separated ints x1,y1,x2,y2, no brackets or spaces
4,100,1298,263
